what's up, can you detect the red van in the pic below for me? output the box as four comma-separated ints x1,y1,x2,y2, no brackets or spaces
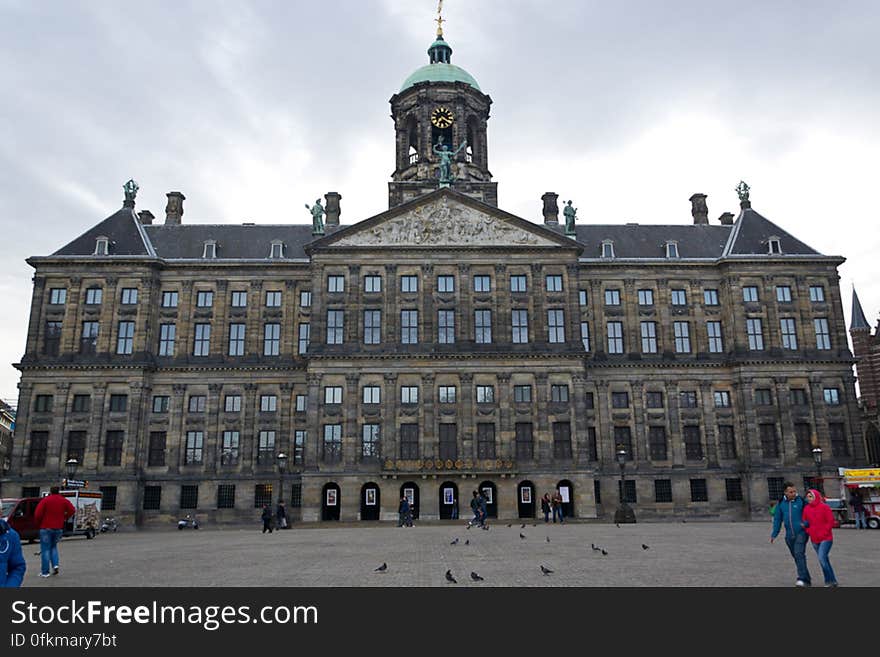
0,497,42,542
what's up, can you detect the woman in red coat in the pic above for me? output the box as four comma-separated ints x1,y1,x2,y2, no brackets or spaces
801,489,839,587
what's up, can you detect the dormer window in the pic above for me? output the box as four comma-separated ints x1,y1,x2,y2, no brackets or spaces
269,241,284,259
665,241,679,258
767,237,782,254
202,240,217,259
94,236,109,256
601,241,615,258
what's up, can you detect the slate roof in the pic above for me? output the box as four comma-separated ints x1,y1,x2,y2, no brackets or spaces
724,207,821,256
53,205,152,257
572,224,732,259
144,224,317,260
851,288,870,330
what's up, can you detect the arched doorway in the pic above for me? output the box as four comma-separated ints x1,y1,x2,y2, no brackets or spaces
866,423,880,466
556,479,575,520
321,482,340,521
400,482,420,520
438,481,459,520
480,481,498,518
360,483,380,521
517,480,536,518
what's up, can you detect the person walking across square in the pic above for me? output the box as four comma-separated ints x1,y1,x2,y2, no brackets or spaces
34,486,75,578
802,488,839,587
770,482,812,587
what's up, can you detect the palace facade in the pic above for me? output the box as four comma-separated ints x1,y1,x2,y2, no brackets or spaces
3,27,867,525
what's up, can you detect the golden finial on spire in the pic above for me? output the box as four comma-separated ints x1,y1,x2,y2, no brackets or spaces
435,0,445,38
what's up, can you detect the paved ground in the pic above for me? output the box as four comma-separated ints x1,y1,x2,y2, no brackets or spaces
20,521,879,587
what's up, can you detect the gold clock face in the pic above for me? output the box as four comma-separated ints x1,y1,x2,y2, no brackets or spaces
431,106,455,128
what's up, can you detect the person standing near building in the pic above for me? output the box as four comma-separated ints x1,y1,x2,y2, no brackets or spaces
552,489,565,524
478,491,489,530
802,489,839,587
0,518,26,587
770,482,812,587
276,501,288,529
33,486,75,577
260,505,274,533
398,495,410,528
849,489,866,529
541,493,552,523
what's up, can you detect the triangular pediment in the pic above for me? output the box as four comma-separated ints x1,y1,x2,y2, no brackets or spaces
324,192,569,249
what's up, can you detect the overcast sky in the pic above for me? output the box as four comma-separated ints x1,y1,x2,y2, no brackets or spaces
1,0,878,407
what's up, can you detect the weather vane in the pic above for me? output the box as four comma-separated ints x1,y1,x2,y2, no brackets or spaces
436,0,445,38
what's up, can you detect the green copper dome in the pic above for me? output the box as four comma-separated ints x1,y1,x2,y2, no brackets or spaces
400,63,481,92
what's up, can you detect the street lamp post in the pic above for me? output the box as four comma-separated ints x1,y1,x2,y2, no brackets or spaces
614,445,636,524
276,451,288,507
812,447,824,495
65,458,79,482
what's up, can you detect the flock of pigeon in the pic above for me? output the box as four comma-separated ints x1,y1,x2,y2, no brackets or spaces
372,523,652,584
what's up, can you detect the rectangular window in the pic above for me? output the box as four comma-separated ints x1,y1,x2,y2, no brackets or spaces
552,422,572,459
66,431,86,464
298,323,310,355
258,430,276,464
364,275,382,293
790,388,808,406
725,478,743,502
228,324,246,356
587,426,598,461
151,395,169,413
193,323,211,356
545,275,563,292
768,477,785,501
399,424,419,459
438,386,456,404
550,384,570,403
690,479,708,502
713,391,731,408
326,310,343,344
85,287,103,305
299,291,311,308
322,425,341,463
324,387,342,405
648,426,668,460
477,423,496,459
104,430,124,466
362,424,380,459
49,288,67,305
44,321,62,356
475,309,492,344
703,289,719,306
671,289,687,306
829,422,849,457
809,286,825,302
364,310,382,344
513,385,532,403
476,385,495,404
72,394,91,413
260,395,278,412
760,423,779,458
510,275,527,293
27,432,48,467
120,287,138,305
293,431,305,464
401,309,419,344
780,318,798,350
683,426,703,460
638,289,654,306
579,290,588,306
580,321,590,351
263,323,280,356
33,395,53,412
742,286,759,302
604,289,621,306
619,480,636,504
679,390,698,408
328,275,345,293
362,386,381,404
611,391,629,408
143,486,161,511
81,321,99,354
438,309,455,344
231,291,247,307
755,388,773,406
814,318,831,350
188,395,206,413
746,318,764,350
100,486,117,511
295,395,307,412
254,485,273,509
437,275,454,293
217,485,236,509
707,321,723,353
718,425,737,460
184,431,203,465
401,386,419,405
473,275,491,293
655,479,673,503
196,291,214,308
116,321,134,354
795,422,813,458
147,432,166,466
221,432,240,466
823,388,840,405
607,321,624,354
109,394,128,412
438,424,458,460
511,309,529,344
585,392,594,409
265,290,282,307
400,275,418,293
548,309,565,343
161,291,179,308
640,322,657,354
645,391,664,408
674,321,691,353
515,423,534,460
158,324,175,356
776,286,792,302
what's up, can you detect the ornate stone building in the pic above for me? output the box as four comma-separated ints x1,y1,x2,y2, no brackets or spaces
3,26,866,524
850,290,880,465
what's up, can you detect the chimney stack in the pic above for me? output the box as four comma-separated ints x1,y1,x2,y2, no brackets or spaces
689,193,708,225
165,191,185,225
718,212,734,226
137,210,154,225
324,192,341,229
542,192,559,225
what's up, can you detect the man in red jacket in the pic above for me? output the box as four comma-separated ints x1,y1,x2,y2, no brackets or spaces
34,487,75,578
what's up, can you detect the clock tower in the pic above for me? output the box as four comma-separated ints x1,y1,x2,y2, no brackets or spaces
388,20,497,208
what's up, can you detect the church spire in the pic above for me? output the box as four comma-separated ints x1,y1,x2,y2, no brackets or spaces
851,287,870,331
428,1,452,64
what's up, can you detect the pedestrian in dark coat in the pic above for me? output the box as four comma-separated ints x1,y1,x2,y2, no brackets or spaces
276,501,288,529
541,494,552,523
261,505,274,533
0,519,26,588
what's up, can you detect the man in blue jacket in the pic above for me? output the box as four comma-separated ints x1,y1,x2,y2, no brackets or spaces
770,482,812,587
0,519,26,588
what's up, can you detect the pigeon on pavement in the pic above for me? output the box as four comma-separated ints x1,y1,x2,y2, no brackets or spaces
519,533,526,539
470,571,484,581
374,562,387,572
521,523,526,528
465,539,470,545
450,538,459,545
642,544,650,550
445,570,457,584
601,549,608,556
546,536,551,543
540,565,553,575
